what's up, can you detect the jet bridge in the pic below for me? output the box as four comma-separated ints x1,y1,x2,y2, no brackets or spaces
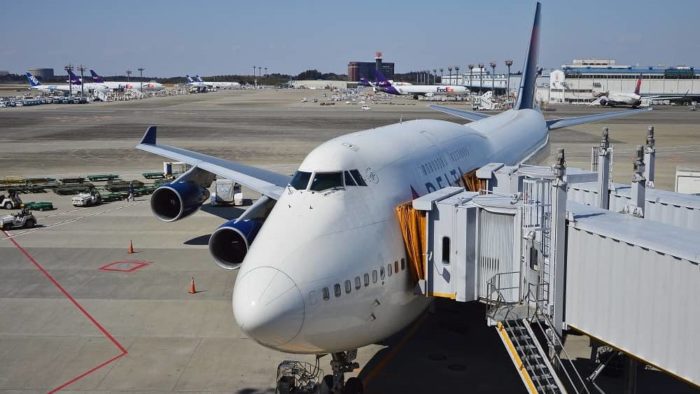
404,135,700,392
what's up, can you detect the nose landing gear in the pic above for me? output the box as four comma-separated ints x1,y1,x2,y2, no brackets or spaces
319,350,363,394
275,350,363,394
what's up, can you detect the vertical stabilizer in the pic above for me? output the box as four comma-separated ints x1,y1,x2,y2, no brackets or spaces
25,72,41,87
90,70,105,83
514,2,541,110
634,74,642,95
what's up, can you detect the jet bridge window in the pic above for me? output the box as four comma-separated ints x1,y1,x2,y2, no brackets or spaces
290,171,312,190
442,236,451,264
310,172,343,192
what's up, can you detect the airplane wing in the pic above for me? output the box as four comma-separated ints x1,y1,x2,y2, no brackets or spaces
136,126,290,200
546,107,652,130
429,105,491,122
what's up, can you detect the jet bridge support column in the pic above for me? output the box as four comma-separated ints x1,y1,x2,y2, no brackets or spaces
626,146,646,218
597,128,611,210
550,149,567,336
644,126,655,188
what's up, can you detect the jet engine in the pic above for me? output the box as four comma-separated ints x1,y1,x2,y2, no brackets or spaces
208,219,263,269
150,166,214,222
208,195,276,269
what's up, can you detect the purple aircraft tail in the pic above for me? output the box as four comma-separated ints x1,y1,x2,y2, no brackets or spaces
67,70,82,85
90,70,105,83
374,70,391,88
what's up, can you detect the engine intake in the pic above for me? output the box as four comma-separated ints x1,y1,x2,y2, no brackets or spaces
151,181,210,222
208,219,263,270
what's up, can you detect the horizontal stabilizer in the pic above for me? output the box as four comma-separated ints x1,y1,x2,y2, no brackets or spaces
429,105,490,122
546,107,652,130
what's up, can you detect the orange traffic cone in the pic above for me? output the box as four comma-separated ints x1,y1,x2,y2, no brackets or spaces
128,240,135,254
188,277,197,294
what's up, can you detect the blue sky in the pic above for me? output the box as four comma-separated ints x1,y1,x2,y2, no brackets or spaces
1,0,698,77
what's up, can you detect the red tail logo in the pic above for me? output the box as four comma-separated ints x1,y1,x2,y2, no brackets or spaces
634,75,642,95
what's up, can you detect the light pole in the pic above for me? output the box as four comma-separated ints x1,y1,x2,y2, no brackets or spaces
439,68,444,84
64,64,73,97
78,64,85,97
138,67,144,92
505,60,513,103
258,67,262,86
432,69,437,85
468,64,474,91
253,65,256,87
478,63,484,94
455,66,460,85
126,70,132,83
490,62,496,97
448,67,452,85
264,67,268,80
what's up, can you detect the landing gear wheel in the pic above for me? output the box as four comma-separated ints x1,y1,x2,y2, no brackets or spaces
343,377,364,394
4,202,11,209
319,374,334,394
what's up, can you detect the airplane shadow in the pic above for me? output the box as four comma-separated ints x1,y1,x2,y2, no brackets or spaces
200,204,247,220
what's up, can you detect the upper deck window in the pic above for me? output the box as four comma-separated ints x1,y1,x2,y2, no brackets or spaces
290,171,312,190
310,172,343,192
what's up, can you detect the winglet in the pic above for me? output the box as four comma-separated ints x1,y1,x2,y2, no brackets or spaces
140,126,157,145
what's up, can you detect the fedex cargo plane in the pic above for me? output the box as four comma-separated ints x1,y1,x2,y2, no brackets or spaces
135,3,650,392
90,69,165,92
376,70,467,99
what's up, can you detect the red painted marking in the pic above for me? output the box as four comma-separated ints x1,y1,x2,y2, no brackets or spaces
99,260,150,273
3,231,127,393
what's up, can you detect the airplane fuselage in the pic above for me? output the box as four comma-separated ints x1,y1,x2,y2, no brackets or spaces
233,109,548,354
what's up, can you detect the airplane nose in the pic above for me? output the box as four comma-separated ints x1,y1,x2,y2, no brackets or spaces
233,266,305,348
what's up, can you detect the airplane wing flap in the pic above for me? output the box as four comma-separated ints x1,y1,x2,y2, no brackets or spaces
136,126,289,200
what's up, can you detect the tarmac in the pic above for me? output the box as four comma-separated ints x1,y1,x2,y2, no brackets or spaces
0,89,698,393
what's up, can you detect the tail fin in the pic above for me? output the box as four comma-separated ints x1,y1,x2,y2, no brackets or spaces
67,69,82,85
186,75,194,83
514,2,541,110
25,72,41,87
195,75,203,82
374,70,391,87
90,70,104,83
634,74,642,95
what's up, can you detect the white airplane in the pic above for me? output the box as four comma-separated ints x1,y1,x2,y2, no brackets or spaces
375,70,467,99
136,3,650,392
24,72,83,94
591,74,694,108
194,75,241,89
185,75,208,92
90,70,165,92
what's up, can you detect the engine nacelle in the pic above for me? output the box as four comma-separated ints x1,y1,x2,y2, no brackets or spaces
151,181,210,222
208,219,263,270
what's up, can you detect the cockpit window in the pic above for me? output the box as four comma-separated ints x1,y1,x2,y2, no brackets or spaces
350,169,367,186
290,171,312,190
344,171,357,186
310,172,343,192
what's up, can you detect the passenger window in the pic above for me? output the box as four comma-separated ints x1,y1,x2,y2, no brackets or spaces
290,171,312,190
372,270,377,283
334,283,341,297
310,172,343,192
355,276,361,290
401,258,406,271
322,287,330,300
350,169,367,186
364,273,370,287
344,171,357,186
442,236,451,264
387,264,392,277
345,280,352,294
394,261,399,273
380,266,385,280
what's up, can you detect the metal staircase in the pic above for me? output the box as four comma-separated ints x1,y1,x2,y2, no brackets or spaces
497,319,564,393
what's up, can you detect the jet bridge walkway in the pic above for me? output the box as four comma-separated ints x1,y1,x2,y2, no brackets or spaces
402,134,700,393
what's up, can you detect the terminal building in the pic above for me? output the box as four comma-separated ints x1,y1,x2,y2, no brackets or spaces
348,52,394,82
547,59,700,104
